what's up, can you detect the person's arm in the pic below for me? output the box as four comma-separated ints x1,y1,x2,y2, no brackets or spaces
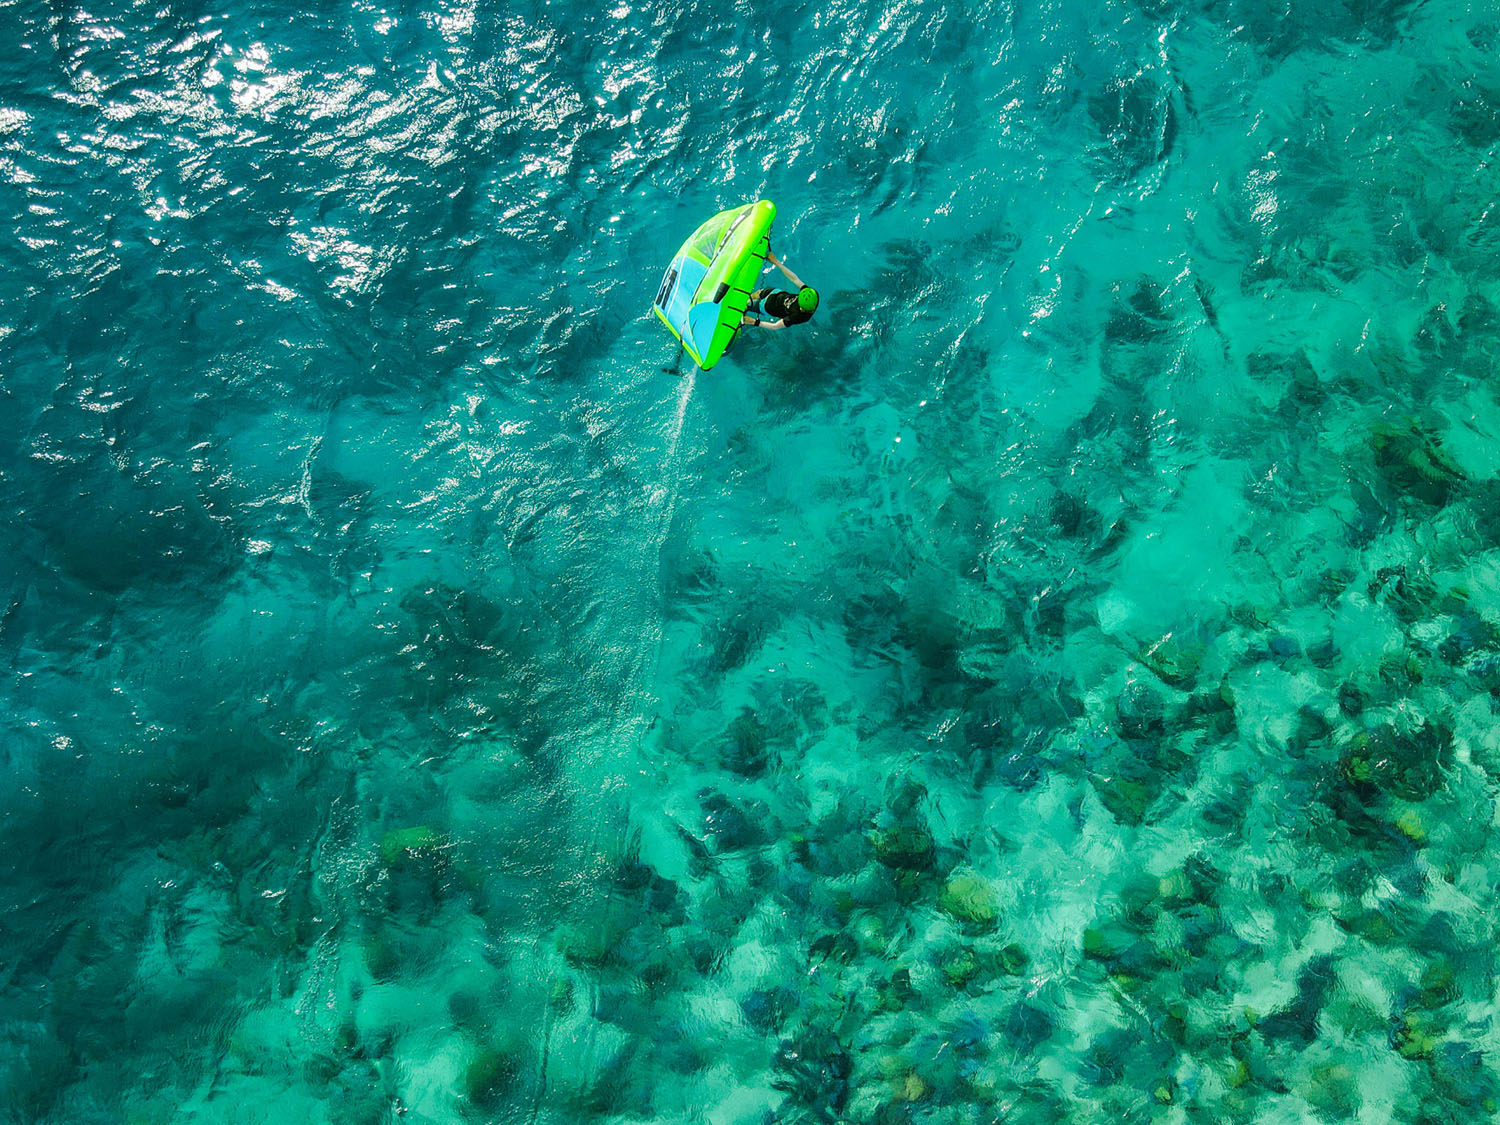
767,248,804,290
739,315,787,331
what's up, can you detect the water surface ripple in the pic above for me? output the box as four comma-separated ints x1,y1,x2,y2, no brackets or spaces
3,0,1500,1121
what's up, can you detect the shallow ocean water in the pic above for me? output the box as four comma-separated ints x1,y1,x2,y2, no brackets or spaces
4,0,1500,1121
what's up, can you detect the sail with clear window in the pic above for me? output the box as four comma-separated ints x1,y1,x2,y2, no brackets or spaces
651,199,776,370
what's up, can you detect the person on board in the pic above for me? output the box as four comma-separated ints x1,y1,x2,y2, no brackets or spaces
742,249,818,331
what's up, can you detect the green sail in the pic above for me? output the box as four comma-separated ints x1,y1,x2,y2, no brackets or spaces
651,200,776,370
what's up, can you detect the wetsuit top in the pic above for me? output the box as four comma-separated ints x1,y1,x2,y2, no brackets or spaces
763,288,813,326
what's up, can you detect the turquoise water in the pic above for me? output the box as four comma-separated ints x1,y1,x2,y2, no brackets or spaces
4,0,1500,1120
